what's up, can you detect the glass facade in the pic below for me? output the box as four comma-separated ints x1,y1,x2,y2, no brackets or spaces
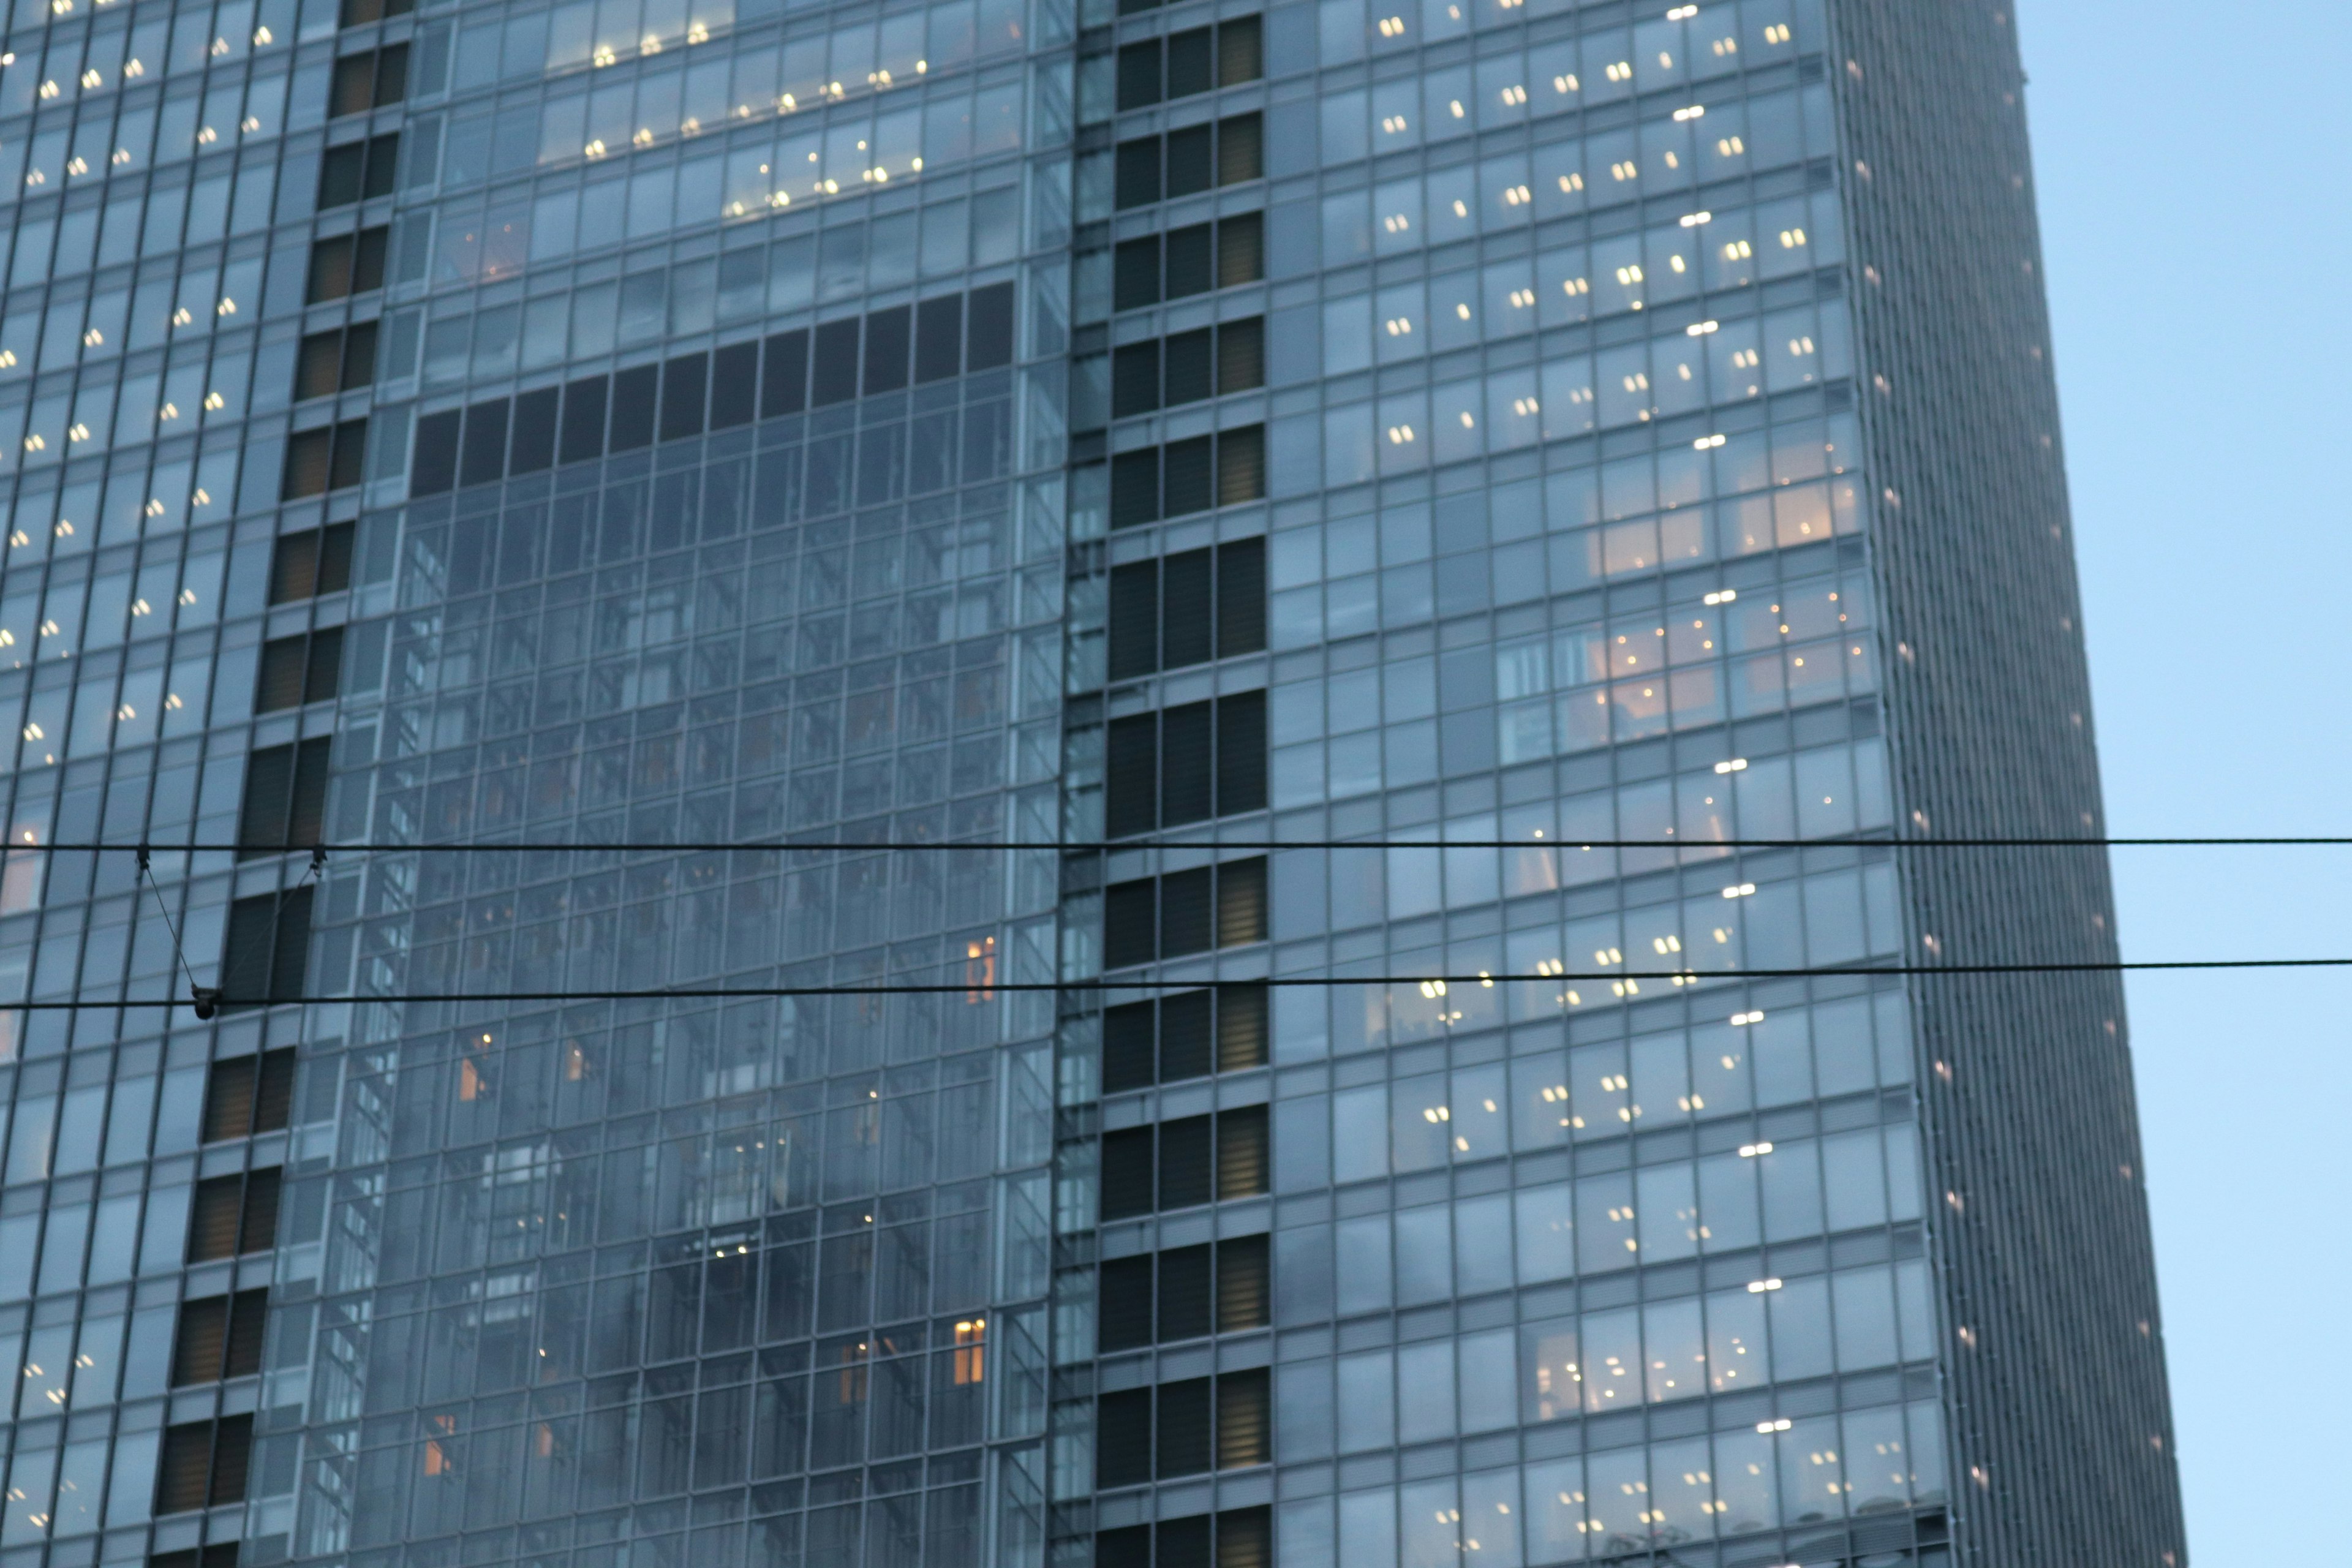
0,0,2180,1566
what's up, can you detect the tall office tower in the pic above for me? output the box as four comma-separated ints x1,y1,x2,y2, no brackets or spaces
0,0,2182,1566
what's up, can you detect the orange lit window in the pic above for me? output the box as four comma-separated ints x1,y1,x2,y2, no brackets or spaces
424,1414,458,1476
953,1318,987,1385
460,1031,493,1099
965,936,997,1001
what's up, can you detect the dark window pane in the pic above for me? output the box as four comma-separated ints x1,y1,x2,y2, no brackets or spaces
353,226,390,292
1158,1116,1213,1210
1215,1107,1268,1199
1161,549,1213,669
1216,538,1266,657
710,341,760,428
609,364,658,449
239,1167,284,1253
862,304,910,394
375,41,410,104
1165,126,1212,198
225,1289,271,1378
341,320,379,391
1167,28,1212,97
1102,1000,1158,1094
1156,1244,1212,1341
270,888,314,1001
1097,1524,1152,1568
287,737,333,850
1216,858,1268,948
255,1048,300,1133
966,282,1016,368
1096,1389,1153,1487
236,745,295,859
1112,341,1161,418
1104,879,1158,969
762,328,811,417
221,896,279,1003
1159,701,1214,826
1166,224,1213,298
1115,137,1163,208
317,522,355,595
1159,1517,1212,1568
362,134,400,198
1101,1128,1156,1221
914,295,964,382
1110,448,1160,529
1163,328,1212,407
509,386,559,472
660,352,709,441
209,1413,255,1504
329,419,369,490
1106,713,1161,839
1162,435,1213,518
1115,237,1162,311
1158,989,1213,1082
1099,1256,1155,1352
559,375,609,463
459,397,510,487
811,318,861,404
317,143,364,208
304,627,344,704
1155,1378,1212,1477
1216,691,1265,815
1117,40,1162,110
1107,559,1159,680
1159,867,1215,957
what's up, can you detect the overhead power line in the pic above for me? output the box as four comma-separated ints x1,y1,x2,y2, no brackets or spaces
14,834,2352,856
16,956,2352,1015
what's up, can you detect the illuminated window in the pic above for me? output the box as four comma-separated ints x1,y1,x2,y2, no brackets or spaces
954,1319,987,1384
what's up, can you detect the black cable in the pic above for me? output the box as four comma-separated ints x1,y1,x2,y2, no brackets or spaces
11,956,2351,1012
134,847,218,1018
21,834,2352,855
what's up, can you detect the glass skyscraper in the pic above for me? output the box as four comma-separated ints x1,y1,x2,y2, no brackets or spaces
0,0,2184,1564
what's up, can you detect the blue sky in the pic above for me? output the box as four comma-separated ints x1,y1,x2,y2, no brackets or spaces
2021,2,2352,1558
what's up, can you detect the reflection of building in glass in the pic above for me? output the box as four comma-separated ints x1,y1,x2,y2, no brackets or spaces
0,0,2175,1565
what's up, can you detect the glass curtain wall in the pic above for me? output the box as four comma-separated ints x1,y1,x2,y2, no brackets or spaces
1051,1,1951,1565
0,0,1077,1561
